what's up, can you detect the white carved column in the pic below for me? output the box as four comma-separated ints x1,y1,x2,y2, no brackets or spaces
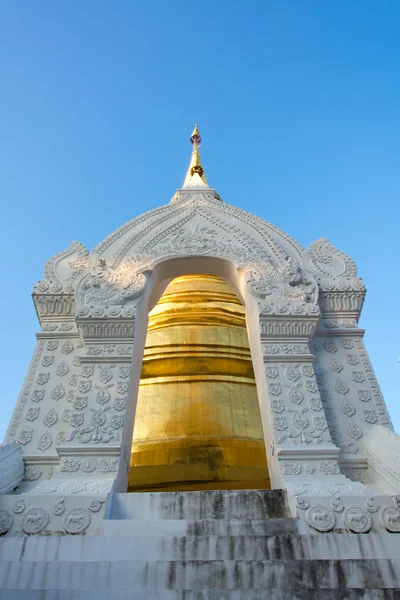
258,311,344,484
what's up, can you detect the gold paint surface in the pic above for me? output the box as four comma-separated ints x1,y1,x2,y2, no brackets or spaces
129,275,269,492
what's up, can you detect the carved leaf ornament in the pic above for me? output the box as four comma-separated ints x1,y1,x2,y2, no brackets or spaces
305,238,357,280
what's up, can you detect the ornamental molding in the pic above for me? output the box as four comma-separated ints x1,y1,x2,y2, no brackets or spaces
71,200,321,317
92,193,304,268
259,316,319,339
83,344,133,358
33,294,75,321
56,445,120,457
31,204,366,337
26,478,114,495
277,447,340,461
77,319,135,341
318,291,365,314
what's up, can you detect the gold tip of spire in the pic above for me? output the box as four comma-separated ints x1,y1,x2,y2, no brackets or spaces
183,123,208,186
190,123,200,141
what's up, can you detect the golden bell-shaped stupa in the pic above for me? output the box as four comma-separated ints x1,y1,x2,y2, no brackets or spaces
129,274,270,491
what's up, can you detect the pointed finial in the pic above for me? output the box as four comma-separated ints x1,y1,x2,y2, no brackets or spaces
183,123,208,186
190,124,201,146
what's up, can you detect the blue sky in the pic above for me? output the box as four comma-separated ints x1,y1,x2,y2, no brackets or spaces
0,1,399,440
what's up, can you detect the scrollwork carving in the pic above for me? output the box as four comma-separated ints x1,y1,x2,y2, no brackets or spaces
53,498,66,516
88,500,104,513
13,498,25,513
305,238,357,280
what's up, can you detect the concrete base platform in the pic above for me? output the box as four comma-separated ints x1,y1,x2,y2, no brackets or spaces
0,489,399,598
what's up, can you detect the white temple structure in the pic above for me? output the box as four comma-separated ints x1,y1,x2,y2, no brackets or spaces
0,125,399,598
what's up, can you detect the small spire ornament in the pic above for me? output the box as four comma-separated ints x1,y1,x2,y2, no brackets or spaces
183,123,208,186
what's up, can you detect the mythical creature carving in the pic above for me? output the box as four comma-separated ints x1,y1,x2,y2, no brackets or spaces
75,258,146,317
245,256,318,306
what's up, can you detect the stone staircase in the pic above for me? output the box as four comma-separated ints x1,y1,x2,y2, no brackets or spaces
0,489,399,598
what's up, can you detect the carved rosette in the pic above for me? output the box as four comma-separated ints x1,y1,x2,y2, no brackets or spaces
306,505,336,532
343,505,372,533
62,507,91,534
22,507,49,534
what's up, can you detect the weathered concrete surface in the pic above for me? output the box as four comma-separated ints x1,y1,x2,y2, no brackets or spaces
1,490,400,598
0,591,400,600
1,532,400,562
110,489,291,520
0,559,400,591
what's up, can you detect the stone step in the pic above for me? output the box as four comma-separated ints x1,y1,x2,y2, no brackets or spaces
110,489,290,521
2,532,399,563
101,517,302,537
0,559,399,590
0,590,399,600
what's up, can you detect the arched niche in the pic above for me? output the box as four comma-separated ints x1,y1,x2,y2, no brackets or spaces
114,256,280,493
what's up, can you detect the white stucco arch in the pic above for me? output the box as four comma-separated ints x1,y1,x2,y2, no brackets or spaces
114,255,281,493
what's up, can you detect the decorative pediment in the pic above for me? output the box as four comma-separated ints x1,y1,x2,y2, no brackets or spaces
305,238,357,279
35,241,89,294
303,238,365,291
92,192,304,268
32,241,89,324
302,238,366,317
